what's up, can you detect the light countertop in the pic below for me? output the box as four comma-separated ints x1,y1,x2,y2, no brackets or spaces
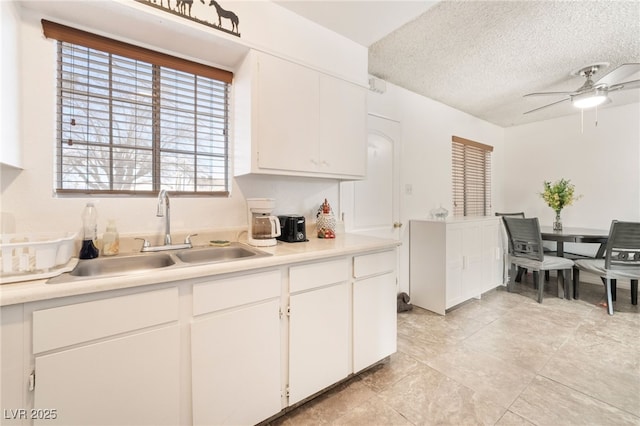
0,233,400,306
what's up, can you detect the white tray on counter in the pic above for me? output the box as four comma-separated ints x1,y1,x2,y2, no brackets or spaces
0,232,78,284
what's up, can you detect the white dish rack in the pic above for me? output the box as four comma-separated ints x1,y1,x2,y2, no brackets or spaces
0,232,78,284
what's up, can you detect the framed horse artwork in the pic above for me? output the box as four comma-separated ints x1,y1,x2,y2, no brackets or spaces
135,0,241,37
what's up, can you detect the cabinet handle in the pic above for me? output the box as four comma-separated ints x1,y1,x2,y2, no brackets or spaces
393,222,403,228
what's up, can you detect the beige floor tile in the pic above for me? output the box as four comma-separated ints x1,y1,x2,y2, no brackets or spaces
495,410,536,426
510,375,640,425
329,395,412,426
540,331,640,416
426,346,535,407
377,363,507,425
358,351,421,393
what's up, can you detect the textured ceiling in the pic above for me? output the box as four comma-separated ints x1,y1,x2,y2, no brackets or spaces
278,1,640,128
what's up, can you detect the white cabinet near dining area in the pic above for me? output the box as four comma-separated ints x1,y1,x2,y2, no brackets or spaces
409,217,503,315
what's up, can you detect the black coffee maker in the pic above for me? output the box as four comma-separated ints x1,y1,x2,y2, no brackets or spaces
277,215,307,243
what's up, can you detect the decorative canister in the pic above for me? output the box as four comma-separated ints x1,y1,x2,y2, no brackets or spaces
316,199,336,239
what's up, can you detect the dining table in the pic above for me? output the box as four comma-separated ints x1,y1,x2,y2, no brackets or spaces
539,226,610,299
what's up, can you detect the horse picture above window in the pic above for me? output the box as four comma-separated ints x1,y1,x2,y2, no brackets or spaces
135,0,240,37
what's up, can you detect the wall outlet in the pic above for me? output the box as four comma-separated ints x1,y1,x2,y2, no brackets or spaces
405,184,413,195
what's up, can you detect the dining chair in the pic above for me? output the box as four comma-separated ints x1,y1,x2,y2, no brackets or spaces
495,212,527,283
502,217,574,303
573,220,640,315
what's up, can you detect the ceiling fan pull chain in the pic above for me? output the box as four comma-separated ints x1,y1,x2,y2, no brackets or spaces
595,104,599,127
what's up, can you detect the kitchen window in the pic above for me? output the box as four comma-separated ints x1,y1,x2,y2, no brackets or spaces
452,135,493,216
42,20,232,196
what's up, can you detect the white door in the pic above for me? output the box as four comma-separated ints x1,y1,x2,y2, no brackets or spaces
340,114,400,239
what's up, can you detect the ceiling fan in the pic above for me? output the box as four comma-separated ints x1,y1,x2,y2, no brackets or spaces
523,63,640,115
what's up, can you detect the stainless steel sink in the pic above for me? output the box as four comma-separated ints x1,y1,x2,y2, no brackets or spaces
46,243,270,284
175,243,270,264
47,253,176,283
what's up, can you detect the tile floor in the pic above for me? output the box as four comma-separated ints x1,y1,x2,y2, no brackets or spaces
271,277,640,425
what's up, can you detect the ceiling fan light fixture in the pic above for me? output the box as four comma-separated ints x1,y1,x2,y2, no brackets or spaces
572,89,609,109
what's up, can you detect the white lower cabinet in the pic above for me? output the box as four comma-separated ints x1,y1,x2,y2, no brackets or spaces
353,250,397,372
2,246,400,426
410,217,502,315
31,288,180,426
288,258,350,405
191,270,282,426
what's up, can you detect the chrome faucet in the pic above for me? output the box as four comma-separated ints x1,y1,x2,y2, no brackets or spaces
138,189,197,252
157,189,172,245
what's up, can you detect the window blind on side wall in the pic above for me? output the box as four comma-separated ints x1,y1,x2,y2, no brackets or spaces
452,136,493,217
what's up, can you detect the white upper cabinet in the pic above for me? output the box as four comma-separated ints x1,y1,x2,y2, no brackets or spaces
254,52,320,173
318,75,366,176
234,50,366,179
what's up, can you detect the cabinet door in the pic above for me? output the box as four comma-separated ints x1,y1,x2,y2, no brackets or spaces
191,299,281,426
34,325,180,426
353,272,396,372
461,223,483,300
256,52,319,172
318,75,366,177
289,282,350,404
481,220,503,293
446,225,464,308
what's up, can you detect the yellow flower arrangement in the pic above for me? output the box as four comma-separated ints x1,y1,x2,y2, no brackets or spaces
540,178,581,213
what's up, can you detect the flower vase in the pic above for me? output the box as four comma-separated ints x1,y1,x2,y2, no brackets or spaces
553,211,563,231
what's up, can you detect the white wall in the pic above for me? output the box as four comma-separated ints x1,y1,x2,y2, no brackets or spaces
0,1,360,238
367,81,506,293
502,103,640,230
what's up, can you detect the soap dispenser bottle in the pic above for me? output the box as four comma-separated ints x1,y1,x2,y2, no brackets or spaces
79,202,99,259
103,219,120,256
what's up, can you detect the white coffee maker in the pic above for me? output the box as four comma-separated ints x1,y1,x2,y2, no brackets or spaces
247,198,281,247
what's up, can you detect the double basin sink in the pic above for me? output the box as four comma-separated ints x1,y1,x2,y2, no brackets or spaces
47,243,271,284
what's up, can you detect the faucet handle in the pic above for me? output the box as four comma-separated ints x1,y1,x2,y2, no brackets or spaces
135,238,150,251
185,234,198,245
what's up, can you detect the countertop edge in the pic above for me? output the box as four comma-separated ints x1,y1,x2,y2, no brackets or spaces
0,234,400,306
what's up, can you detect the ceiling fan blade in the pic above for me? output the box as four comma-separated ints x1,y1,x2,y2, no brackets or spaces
595,63,640,87
608,79,640,92
523,91,575,98
523,97,570,115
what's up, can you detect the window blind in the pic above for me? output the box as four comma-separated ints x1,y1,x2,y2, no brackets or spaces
43,20,231,195
452,135,493,217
